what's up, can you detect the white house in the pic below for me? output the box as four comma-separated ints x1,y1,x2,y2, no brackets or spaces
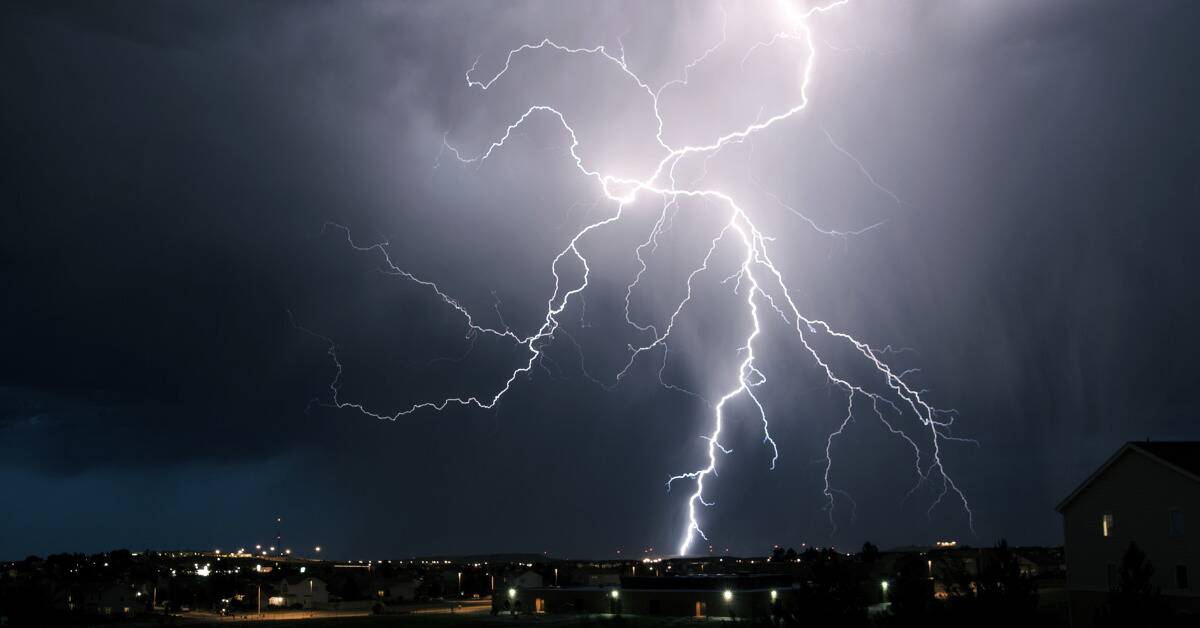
504,569,544,589
374,576,420,603
273,577,329,609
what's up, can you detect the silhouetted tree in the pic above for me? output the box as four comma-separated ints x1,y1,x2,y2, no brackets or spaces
860,542,880,564
976,539,1038,617
1099,541,1172,626
782,550,868,628
888,553,934,619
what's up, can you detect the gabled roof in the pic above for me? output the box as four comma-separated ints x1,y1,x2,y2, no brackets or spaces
278,576,325,586
1135,441,1200,477
1056,441,1200,512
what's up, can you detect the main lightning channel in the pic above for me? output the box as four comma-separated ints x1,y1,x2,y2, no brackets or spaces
312,0,974,555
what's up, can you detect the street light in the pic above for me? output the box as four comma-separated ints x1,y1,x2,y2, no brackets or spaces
881,580,890,597
723,590,733,602
770,590,778,602
508,588,516,600
610,590,620,600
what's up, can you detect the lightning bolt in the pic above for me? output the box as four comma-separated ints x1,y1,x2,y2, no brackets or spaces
307,0,975,555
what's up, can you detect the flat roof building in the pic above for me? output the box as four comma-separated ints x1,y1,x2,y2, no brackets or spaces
494,573,791,619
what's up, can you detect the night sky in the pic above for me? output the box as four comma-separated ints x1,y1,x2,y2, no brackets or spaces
3,0,1199,561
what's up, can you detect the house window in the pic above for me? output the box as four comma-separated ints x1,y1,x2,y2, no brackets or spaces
1107,563,1118,589
1102,512,1114,537
1177,565,1189,590
1169,509,1185,537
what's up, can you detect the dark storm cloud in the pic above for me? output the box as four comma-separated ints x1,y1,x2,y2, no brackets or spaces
2,0,1198,560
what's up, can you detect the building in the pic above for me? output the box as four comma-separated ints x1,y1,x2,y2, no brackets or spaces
82,584,144,616
1056,441,1200,626
372,576,419,603
271,577,329,609
494,574,789,619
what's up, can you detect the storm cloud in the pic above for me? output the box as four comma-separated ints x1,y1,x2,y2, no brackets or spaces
2,0,1198,559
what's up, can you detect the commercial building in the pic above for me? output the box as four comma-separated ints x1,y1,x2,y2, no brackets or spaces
495,573,789,619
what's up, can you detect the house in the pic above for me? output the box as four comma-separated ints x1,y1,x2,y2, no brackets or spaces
82,584,143,616
273,577,329,609
503,569,544,589
373,576,419,603
1056,441,1200,626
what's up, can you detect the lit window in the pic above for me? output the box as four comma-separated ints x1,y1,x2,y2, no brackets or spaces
1177,565,1189,590
1102,512,1114,537
1169,509,1185,537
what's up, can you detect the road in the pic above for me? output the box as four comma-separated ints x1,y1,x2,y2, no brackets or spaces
180,601,491,623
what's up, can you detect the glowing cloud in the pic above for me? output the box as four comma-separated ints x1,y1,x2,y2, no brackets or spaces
306,0,973,555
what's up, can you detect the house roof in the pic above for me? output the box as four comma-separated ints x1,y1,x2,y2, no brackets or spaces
1135,441,1200,477
278,576,325,586
1055,441,1200,512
